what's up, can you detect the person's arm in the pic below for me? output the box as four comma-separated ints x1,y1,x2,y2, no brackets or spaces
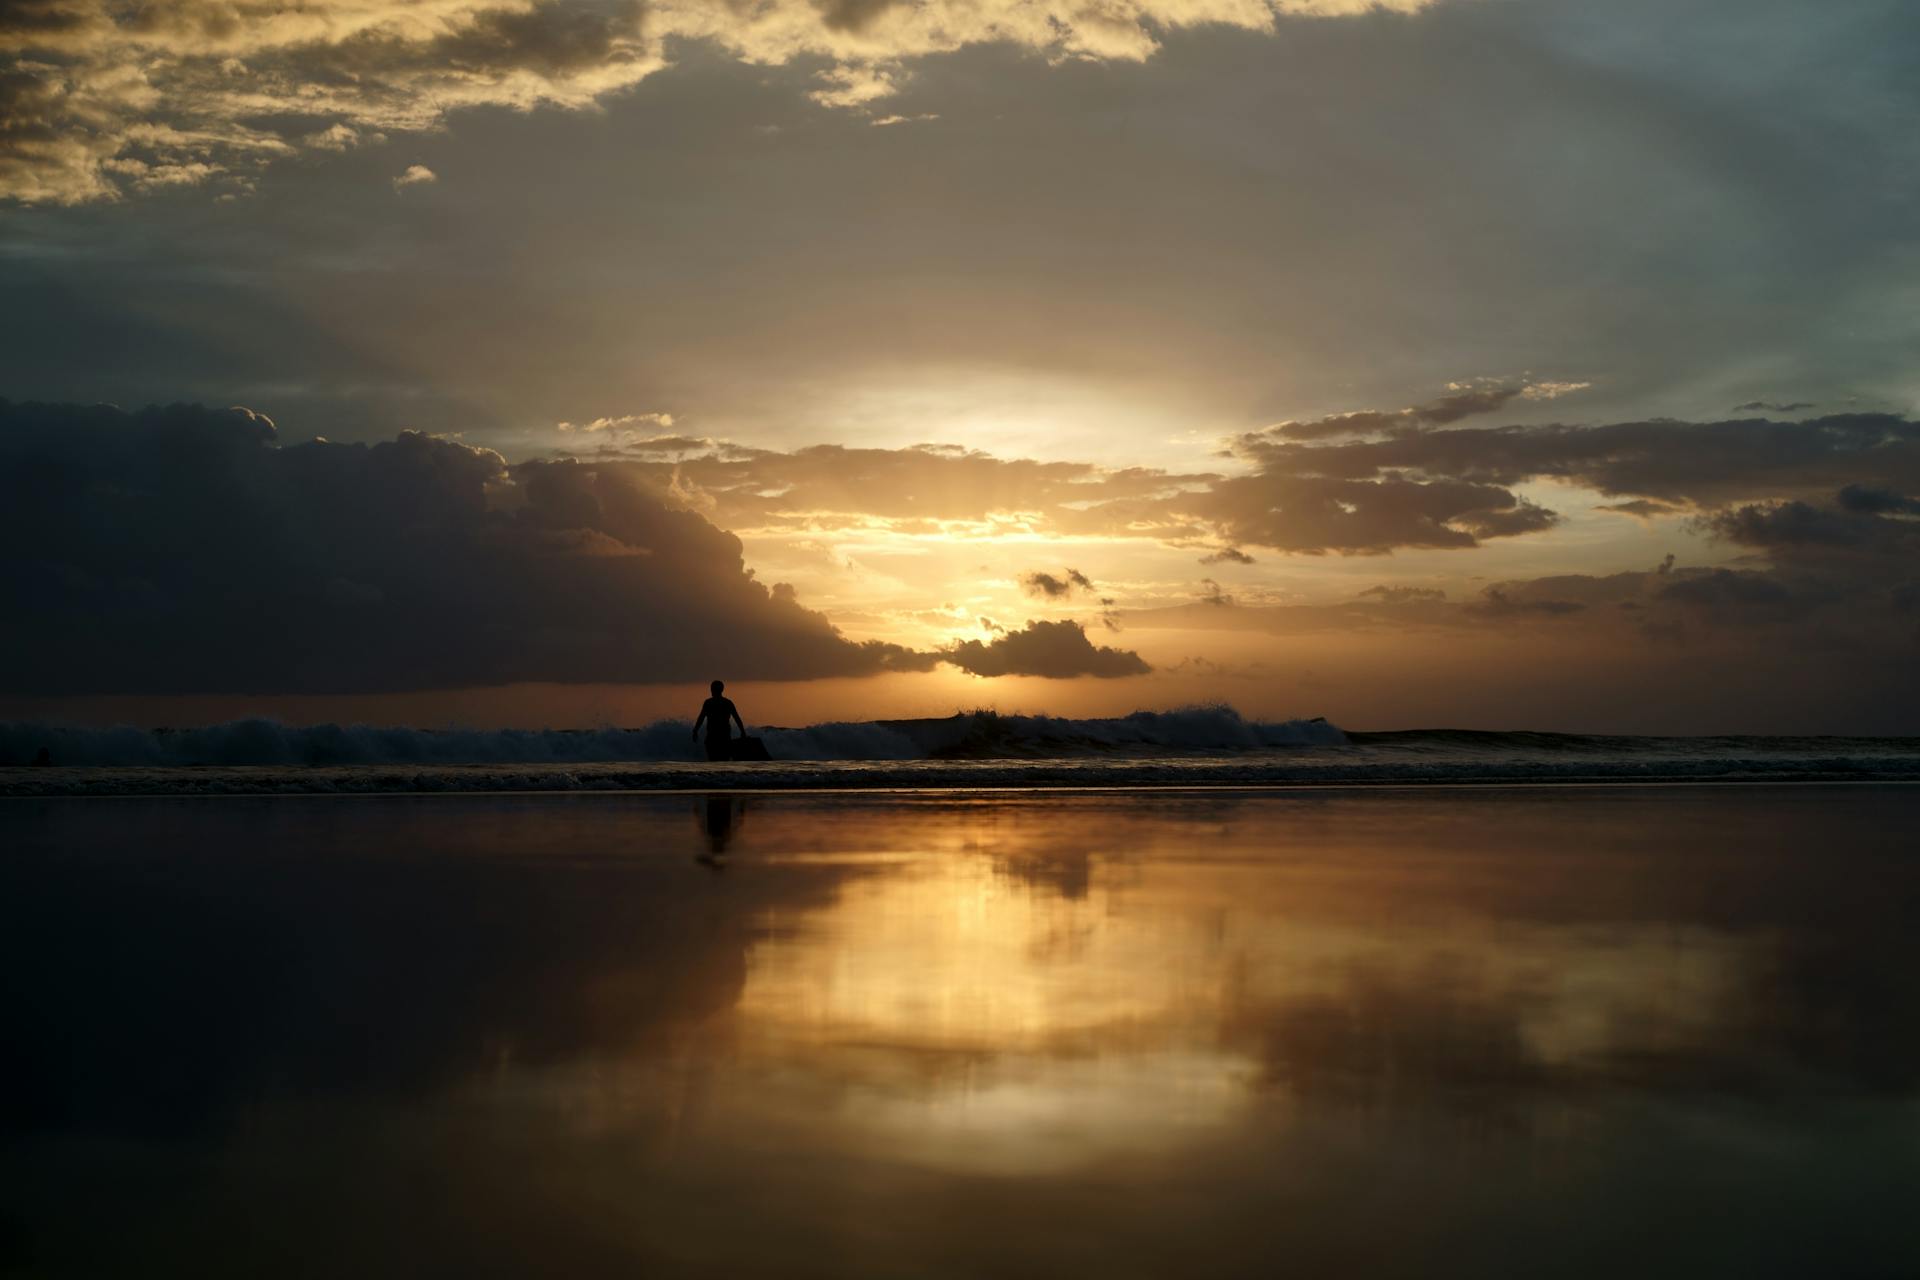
691,706,707,741
731,705,747,736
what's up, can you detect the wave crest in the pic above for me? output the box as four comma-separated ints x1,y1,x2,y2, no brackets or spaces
0,705,1344,768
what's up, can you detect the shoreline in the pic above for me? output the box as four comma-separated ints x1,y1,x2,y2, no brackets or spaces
7,773,1920,800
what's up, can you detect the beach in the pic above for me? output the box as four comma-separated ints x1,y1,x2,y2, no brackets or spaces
4,785,1916,1277
10,2,1915,1272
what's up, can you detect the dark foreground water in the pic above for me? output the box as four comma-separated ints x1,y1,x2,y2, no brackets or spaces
3,787,1917,1277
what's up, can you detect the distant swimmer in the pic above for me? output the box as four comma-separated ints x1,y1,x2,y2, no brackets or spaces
691,680,746,762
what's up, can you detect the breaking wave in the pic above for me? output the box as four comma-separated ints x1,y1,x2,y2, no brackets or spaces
0,705,1344,769
5,707,1918,795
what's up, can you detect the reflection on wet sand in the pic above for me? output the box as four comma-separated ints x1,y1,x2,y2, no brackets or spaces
697,794,745,858
2,788,1917,1276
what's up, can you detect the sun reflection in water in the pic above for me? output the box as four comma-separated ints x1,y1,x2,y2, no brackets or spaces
719,797,1761,1169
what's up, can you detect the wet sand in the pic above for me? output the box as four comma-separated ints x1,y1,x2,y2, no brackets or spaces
2,787,1917,1277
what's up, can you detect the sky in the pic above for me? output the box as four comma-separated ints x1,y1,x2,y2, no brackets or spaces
3,0,1917,731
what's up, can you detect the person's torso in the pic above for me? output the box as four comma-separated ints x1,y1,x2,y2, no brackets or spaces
702,697,736,735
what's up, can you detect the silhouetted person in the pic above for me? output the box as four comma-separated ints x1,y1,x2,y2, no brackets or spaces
691,680,745,762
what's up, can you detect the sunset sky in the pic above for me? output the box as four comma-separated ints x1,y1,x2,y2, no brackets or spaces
3,0,1917,731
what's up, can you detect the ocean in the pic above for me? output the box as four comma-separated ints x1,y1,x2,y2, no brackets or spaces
5,705,1919,794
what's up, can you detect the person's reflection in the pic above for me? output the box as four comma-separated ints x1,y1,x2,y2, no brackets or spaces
696,794,745,863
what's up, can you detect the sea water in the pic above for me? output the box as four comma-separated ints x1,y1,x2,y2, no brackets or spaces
4,706,1918,793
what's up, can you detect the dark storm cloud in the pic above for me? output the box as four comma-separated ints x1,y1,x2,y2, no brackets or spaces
940,620,1149,679
1020,567,1093,599
0,400,946,693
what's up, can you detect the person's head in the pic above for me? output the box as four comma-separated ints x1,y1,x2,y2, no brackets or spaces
711,680,724,696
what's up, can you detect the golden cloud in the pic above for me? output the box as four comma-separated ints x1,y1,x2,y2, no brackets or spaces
1,0,1442,203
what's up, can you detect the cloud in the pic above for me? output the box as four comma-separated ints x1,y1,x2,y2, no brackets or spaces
1464,586,1584,619
2,0,657,203
1020,567,1094,599
1595,498,1685,521
0,0,1445,205
574,405,1920,559
1231,412,1920,508
1114,555,1694,636
940,619,1149,679
581,439,1216,537
1654,568,1798,619
556,412,675,435
1134,479,1920,654
392,163,436,190
0,399,940,693
1733,401,1817,414
1836,484,1920,517
6,399,1248,691
1357,585,1445,603
1199,547,1255,565
1680,491,1920,631
575,400,1579,556
1701,500,1887,550
583,429,1564,556
304,123,366,152
1191,471,1560,555
1265,381,1589,443
9,400,1915,710
1199,578,1235,608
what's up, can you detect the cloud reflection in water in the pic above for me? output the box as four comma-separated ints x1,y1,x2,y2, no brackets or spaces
2,788,1917,1276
